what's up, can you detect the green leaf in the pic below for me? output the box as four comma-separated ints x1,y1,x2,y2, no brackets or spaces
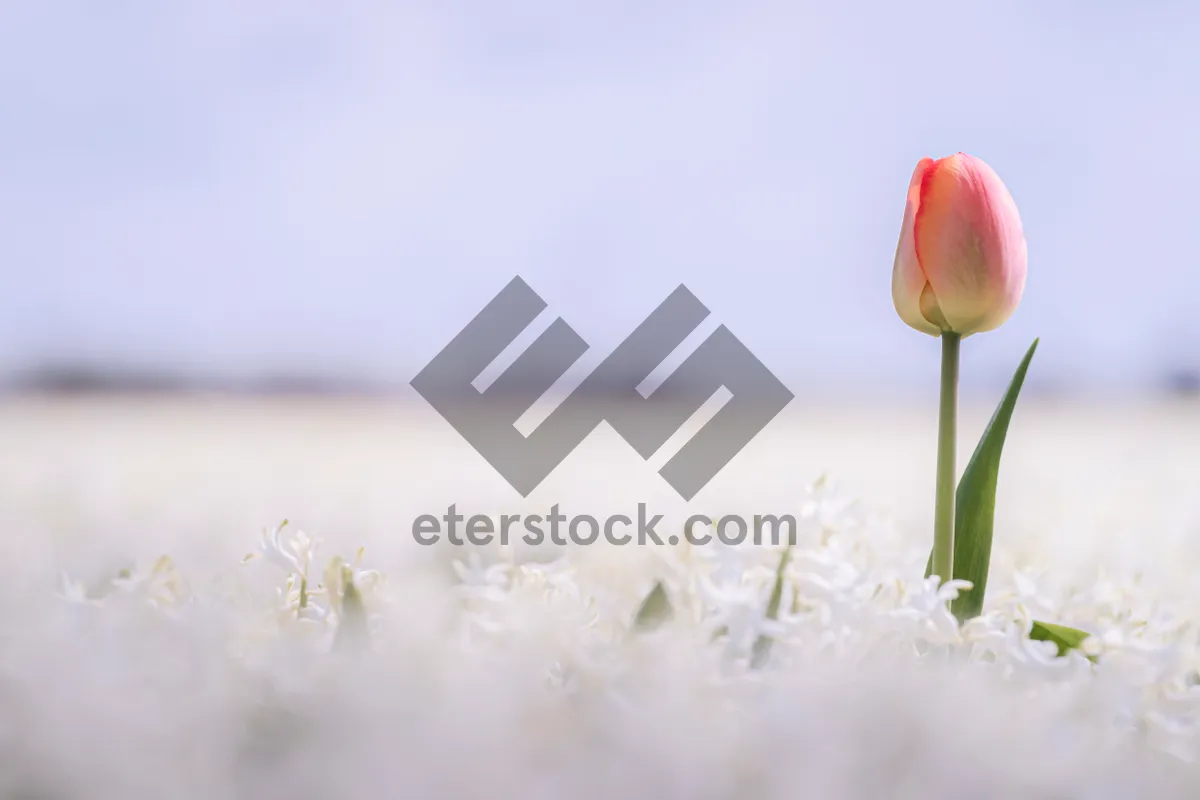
1029,620,1095,661
750,545,792,669
633,581,674,631
763,545,792,622
925,338,1039,621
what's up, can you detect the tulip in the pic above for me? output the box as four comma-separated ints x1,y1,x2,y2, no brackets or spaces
891,153,1027,588
892,153,1027,338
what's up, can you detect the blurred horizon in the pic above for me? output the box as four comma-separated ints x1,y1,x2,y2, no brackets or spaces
3,350,1199,401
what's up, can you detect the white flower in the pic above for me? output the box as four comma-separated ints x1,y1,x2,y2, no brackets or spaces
56,572,100,606
245,520,319,579
886,576,972,644
101,555,190,611
453,551,511,604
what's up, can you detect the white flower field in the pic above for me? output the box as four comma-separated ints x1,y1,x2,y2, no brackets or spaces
1,395,1199,798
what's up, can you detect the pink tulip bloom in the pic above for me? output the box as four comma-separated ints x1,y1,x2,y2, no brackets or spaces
892,153,1027,337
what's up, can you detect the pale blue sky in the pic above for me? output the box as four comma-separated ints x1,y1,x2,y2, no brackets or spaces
1,0,1197,396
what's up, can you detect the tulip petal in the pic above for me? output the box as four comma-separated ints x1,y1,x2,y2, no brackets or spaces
892,157,942,336
919,283,951,330
914,154,1027,335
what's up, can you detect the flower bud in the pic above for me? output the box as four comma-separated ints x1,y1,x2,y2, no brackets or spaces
892,153,1027,337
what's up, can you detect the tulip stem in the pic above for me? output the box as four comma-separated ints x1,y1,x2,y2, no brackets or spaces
932,331,960,586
